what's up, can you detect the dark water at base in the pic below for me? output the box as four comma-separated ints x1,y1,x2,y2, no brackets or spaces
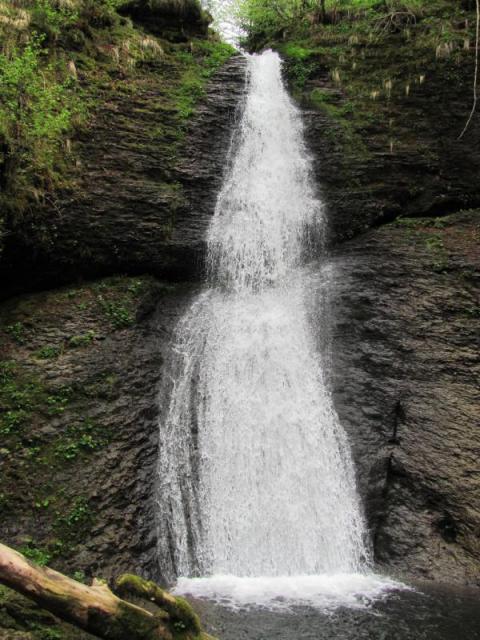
192,582,480,640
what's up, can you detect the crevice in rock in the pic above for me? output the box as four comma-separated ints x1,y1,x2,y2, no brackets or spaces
435,513,459,544
388,399,404,445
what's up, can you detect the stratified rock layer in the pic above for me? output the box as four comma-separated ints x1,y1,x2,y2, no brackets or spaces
0,276,192,581
325,210,480,584
0,55,246,298
283,29,480,244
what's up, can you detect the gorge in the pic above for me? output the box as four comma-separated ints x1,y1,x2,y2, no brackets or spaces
0,1,479,639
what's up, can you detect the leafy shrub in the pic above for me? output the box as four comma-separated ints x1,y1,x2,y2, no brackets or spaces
30,0,80,42
0,35,79,199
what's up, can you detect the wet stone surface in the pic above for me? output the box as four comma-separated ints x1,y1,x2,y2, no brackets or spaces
318,210,480,585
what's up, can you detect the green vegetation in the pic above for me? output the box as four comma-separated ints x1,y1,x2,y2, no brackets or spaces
0,359,108,453
175,40,235,119
36,344,62,359
55,496,94,542
0,34,80,185
94,275,155,328
53,418,109,461
97,298,134,328
236,1,478,173
0,1,90,225
68,330,96,348
18,540,52,567
5,322,26,344
0,361,44,437
238,0,471,47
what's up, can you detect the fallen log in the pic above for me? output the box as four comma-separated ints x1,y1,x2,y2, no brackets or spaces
0,542,213,640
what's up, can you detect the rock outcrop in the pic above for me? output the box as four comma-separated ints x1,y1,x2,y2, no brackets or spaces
281,22,480,244
0,276,194,581
0,54,246,298
323,210,480,584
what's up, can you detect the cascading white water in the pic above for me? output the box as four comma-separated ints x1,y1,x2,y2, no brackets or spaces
156,51,400,609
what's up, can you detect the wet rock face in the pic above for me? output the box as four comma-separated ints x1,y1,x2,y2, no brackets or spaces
0,276,195,581
0,55,246,298
323,210,480,585
170,57,245,268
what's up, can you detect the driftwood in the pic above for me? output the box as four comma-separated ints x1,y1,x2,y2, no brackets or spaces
0,542,213,640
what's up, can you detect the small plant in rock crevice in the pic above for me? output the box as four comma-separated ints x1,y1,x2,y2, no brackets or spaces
5,322,26,344
36,345,62,359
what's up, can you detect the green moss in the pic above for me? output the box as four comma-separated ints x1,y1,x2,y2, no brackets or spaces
116,574,202,635
68,331,96,348
113,601,160,639
171,595,201,633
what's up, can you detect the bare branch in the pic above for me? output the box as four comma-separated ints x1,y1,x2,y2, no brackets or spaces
459,0,480,139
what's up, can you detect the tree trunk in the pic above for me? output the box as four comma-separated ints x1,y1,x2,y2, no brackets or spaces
0,543,213,640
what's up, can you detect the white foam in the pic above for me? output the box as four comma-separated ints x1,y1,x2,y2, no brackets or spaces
174,573,408,612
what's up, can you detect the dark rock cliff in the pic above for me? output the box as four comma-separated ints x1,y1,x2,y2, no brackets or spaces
323,210,480,585
280,21,480,245
0,54,246,298
0,276,190,582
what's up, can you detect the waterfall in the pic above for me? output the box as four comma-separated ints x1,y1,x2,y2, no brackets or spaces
156,51,398,609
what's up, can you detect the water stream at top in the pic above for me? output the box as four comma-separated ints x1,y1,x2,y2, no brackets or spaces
155,50,401,610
